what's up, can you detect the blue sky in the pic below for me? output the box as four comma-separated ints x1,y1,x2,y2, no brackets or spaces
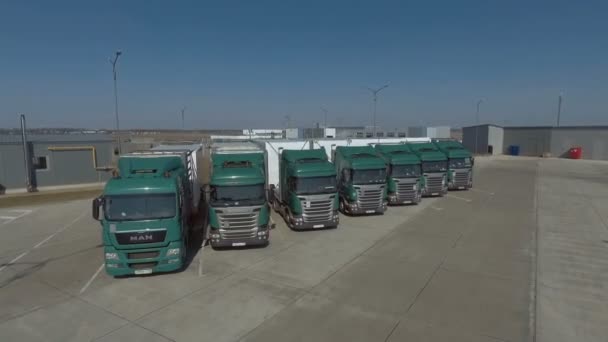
1,0,607,129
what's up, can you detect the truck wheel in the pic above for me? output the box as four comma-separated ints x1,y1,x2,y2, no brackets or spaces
339,198,345,213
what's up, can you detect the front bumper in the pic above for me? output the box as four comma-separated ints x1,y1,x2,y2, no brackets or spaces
448,182,472,190
104,240,184,277
388,192,421,205
290,214,339,230
209,227,269,248
344,201,387,215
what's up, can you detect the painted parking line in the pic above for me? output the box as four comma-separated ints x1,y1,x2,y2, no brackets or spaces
446,194,473,203
0,211,86,273
80,263,105,294
0,209,33,226
470,188,495,195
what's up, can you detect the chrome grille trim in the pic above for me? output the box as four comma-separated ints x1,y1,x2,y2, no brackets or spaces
355,184,385,210
394,178,418,201
216,206,260,240
299,194,335,223
453,170,470,187
425,174,444,193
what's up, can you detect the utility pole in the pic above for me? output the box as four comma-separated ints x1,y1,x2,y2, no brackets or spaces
110,50,123,154
367,83,390,139
556,92,563,127
181,107,187,129
320,107,328,128
474,99,483,154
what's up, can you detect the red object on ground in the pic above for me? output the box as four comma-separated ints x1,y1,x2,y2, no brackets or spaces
569,147,582,159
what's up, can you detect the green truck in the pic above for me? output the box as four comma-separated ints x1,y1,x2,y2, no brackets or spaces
206,142,270,248
408,142,448,197
271,148,339,229
92,145,202,276
334,146,388,215
434,140,473,190
374,143,422,205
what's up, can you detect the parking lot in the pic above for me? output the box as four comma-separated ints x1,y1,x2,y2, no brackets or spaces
1,156,607,342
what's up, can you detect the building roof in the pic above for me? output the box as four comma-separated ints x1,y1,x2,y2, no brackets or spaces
0,133,113,144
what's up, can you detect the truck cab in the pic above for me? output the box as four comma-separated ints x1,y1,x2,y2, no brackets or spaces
93,149,199,276
434,140,473,190
408,142,448,197
334,146,388,215
375,144,422,205
207,145,270,248
273,148,339,230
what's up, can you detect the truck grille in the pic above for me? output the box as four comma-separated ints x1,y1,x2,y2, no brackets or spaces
425,174,444,194
216,208,259,240
115,230,167,245
300,196,334,223
128,251,160,259
220,227,257,240
355,185,385,210
453,170,470,187
129,262,157,269
395,179,418,201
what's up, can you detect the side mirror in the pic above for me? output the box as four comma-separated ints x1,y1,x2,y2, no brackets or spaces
203,185,211,203
266,188,274,203
92,197,103,221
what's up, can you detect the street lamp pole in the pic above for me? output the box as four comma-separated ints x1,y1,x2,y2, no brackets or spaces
110,50,123,154
320,107,328,128
181,107,187,129
367,83,390,139
474,99,483,154
556,92,563,127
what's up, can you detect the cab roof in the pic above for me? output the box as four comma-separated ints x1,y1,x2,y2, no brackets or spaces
104,176,176,196
282,148,336,178
335,146,386,170
210,166,265,186
433,140,472,158
407,142,447,162
374,144,421,165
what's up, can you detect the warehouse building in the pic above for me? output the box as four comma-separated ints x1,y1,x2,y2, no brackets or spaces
0,134,115,193
462,124,608,160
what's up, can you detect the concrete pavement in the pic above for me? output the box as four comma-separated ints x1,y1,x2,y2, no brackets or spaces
0,156,604,341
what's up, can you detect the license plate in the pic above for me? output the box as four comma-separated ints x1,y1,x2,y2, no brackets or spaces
134,269,152,275
431,193,439,196
365,210,375,214
313,224,324,228
458,186,465,189
232,242,246,247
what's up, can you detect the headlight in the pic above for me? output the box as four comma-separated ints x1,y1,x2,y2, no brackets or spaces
105,252,119,260
166,248,181,257
257,230,267,236
210,233,220,239
106,263,120,268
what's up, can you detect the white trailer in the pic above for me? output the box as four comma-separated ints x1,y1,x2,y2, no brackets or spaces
253,140,310,188
127,143,204,212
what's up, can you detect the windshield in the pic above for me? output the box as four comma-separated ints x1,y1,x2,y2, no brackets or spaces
391,164,421,178
211,184,265,206
449,158,472,169
293,176,337,195
104,194,176,221
422,161,448,172
352,169,387,185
